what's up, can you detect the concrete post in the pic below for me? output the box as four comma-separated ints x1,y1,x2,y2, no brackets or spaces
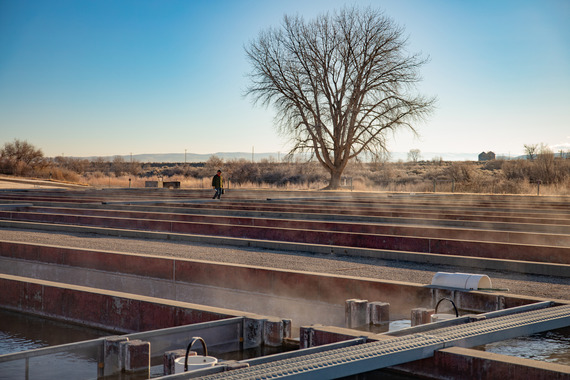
411,308,435,326
243,317,265,349
263,317,292,347
368,302,390,325
300,326,316,349
345,299,368,328
497,296,506,310
282,319,292,340
103,336,129,376
120,339,150,373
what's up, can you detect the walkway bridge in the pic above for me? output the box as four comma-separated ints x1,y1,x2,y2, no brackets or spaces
168,302,570,379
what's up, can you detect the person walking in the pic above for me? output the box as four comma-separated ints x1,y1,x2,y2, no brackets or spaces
212,170,223,199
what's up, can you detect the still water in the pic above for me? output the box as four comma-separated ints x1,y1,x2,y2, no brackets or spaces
0,308,110,380
0,309,109,355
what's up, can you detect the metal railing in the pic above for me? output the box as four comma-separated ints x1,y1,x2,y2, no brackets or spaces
0,317,244,380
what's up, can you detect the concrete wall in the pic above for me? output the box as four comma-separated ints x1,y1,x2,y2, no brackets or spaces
0,240,548,325
2,210,569,264
395,346,570,380
0,274,236,333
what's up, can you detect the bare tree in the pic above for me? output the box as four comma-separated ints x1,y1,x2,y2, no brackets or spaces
245,7,435,189
91,157,110,174
112,156,126,177
127,160,142,176
407,149,421,163
536,145,555,183
0,139,45,175
53,156,90,174
524,144,538,161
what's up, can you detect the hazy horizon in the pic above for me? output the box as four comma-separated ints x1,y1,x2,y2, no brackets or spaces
59,150,525,163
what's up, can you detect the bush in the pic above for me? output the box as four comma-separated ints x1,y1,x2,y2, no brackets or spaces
0,139,46,176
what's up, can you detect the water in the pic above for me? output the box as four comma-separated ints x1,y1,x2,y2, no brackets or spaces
473,326,570,365
0,308,111,380
0,308,109,355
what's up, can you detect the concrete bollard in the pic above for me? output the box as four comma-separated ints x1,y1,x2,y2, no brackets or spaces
103,336,129,376
120,339,150,373
263,317,292,347
300,325,316,349
243,317,265,349
411,308,435,326
299,325,320,349
368,302,390,325
345,299,368,328
163,349,196,375
282,318,292,340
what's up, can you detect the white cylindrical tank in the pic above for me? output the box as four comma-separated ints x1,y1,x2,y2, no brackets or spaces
174,355,218,374
431,272,492,290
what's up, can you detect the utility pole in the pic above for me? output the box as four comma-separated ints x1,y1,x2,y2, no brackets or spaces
185,149,187,164
252,146,254,162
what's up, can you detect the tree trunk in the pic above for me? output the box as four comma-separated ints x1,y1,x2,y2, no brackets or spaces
325,170,342,190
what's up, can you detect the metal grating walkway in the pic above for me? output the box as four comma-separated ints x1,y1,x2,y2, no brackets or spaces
196,304,570,379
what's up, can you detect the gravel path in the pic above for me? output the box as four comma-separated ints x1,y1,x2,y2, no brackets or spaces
1,228,568,301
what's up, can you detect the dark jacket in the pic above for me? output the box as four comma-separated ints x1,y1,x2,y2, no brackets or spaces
212,174,223,188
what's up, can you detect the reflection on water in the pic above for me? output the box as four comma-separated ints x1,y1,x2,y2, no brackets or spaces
0,308,110,380
473,326,570,365
0,352,100,380
0,308,109,355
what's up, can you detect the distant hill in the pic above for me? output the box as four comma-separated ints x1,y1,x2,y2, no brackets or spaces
390,152,481,161
80,152,282,163
76,151,497,163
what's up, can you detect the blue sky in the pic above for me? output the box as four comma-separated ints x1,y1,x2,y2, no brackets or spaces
1,0,569,159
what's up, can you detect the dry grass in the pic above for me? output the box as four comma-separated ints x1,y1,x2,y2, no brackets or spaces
10,156,570,196
80,173,569,196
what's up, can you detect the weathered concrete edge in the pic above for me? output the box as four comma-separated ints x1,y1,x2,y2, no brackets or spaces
392,345,570,379
1,220,568,278
0,273,278,333
438,346,570,374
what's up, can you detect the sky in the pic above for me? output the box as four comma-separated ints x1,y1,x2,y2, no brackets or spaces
1,0,569,160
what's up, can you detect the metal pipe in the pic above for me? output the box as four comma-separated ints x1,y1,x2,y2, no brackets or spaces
184,336,208,372
435,297,459,317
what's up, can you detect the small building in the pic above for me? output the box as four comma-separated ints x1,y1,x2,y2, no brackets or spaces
478,151,495,161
